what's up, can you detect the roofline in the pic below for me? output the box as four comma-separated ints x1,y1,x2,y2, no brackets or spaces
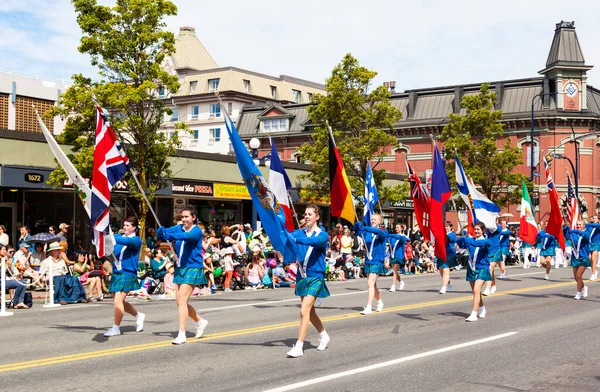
177,66,326,90
401,77,545,95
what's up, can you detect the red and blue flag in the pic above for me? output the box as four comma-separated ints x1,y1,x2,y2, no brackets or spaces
91,99,130,257
430,142,451,261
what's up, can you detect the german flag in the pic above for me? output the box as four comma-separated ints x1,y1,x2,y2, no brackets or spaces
329,129,355,224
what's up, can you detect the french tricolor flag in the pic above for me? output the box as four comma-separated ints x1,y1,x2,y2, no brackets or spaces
269,138,294,232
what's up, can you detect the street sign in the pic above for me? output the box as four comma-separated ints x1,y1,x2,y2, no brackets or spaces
533,172,540,177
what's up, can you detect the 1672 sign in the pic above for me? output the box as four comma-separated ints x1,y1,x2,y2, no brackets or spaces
24,173,44,184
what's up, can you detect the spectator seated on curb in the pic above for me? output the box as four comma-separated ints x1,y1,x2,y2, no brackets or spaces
262,259,281,288
273,259,295,288
162,262,175,298
245,254,264,289
40,242,86,305
13,242,43,288
30,242,45,272
1,244,29,309
72,253,103,302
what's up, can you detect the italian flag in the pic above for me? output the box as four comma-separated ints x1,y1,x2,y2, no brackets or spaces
519,180,538,245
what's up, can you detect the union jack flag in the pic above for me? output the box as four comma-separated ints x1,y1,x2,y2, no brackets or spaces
405,160,431,241
91,97,130,257
543,156,566,250
566,172,580,229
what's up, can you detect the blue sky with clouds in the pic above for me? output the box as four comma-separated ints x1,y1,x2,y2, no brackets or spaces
1,0,600,91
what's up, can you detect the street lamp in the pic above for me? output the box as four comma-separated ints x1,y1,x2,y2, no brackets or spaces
550,153,578,197
249,137,261,166
530,91,559,181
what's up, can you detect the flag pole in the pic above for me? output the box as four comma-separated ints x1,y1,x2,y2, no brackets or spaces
87,89,179,263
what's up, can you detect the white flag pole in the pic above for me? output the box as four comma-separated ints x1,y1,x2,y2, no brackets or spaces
0,258,14,317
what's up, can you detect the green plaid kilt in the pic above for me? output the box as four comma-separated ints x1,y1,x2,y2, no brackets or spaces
571,257,591,268
489,249,504,262
466,266,493,282
109,273,141,293
295,276,330,298
540,248,556,257
390,257,405,266
590,243,600,252
364,263,386,275
173,267,206,286
436,255,455,269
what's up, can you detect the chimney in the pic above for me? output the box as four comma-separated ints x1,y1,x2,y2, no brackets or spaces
494,82,504,111
408,91,418,119
453,87,464,113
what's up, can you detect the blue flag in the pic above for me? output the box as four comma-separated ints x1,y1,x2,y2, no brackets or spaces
224,119,298,262
363,161,379,225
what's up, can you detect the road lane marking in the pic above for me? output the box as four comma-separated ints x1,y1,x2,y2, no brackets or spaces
0,281,575,373
199,290,367,313
43,304,102,311
263,332,519,392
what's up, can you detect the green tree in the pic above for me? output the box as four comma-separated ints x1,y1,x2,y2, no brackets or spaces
440,83,525,208
48,0,186,238
298,54,408,209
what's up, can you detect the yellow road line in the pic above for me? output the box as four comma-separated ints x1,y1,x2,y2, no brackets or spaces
0,280,576,373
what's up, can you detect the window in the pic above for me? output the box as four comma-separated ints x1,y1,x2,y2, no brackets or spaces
263,118,288,132
193,129,199,140
208,78,220,92
209,103,221,118
307,92,313,102
190,81,197,94
243,79,250,93
170,108,179,121
292,89,301,104
191,105,199,120
209,128,221,142
158,86,166,97
270,86,277,99
526,145,540,167
228,102,233,115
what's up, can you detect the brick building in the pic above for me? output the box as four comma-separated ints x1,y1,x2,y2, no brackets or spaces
237,21,600,228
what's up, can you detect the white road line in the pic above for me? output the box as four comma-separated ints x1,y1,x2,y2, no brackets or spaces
42,304,101,311
505,271,546,277
263,332,519,392
199,290,366,313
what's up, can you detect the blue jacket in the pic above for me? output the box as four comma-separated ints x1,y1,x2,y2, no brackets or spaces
290,226,329,278
157,224,203,269
536,230,556,251
456,236,490,270
486,224,502,251
498,228,511,249
585,223,600,245
113,234,142,277
564,227,590,260
354,222,388,265
388,234,409,259
446,232,457,258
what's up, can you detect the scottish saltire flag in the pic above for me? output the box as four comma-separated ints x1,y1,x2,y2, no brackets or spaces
91,99,130,258
225,118,298,262
405,160,430,241
455,155,500,231
430,143,451,261
543,157,565,250
363,161,378,225
566,172,580,230
269,138,294,232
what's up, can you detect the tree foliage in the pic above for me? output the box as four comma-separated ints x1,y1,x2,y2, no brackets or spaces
49,0,186,236
440,83,525,208
298,54,408,206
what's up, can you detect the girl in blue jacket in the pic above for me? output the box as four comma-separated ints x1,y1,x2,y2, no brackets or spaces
437,221,457,294
354,214,388,315
388,223,409,292
286,204,330,358
536,222,557,280
565,220,591,300
585,216,600,281
456,222,493,322
157,206,208,345
104,216,145,338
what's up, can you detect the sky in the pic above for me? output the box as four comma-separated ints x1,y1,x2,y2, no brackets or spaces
1,0,600,91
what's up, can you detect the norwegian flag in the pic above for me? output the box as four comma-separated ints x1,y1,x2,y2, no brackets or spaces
405,160,431,241
91,98,130,257
543,157,565,250
566,172,580,230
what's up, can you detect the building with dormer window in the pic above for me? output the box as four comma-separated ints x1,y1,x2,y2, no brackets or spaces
160,26,326,154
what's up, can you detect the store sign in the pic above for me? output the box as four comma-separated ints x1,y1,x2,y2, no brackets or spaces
563,79,580,111
63,177,129,192
24,172,44,184
214,183,250,199
390,199,414,209
174,198,187,216
172,180,213,196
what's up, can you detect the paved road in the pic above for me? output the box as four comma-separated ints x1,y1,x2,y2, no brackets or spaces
2,266,600,392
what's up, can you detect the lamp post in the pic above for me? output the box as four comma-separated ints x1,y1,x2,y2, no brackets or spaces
530,91,559,181
551,153,578,197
